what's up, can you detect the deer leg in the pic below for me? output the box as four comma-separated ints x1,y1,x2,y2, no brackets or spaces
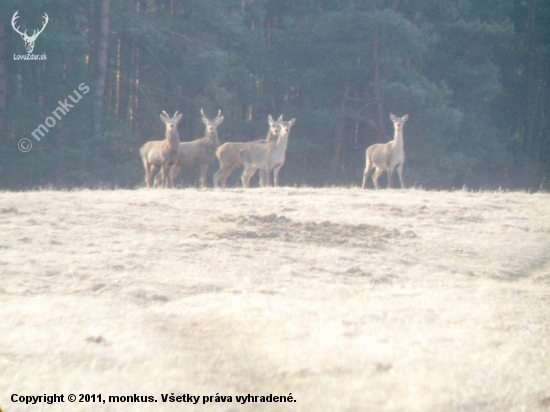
153,173,160,188
213,169,222,188
250,169,259,187
273,165,283,187
397,163,405,189
259,169,267,187
199,164,209,189
250,168,259,188
213,166,226,188
164,164,173,188
164,163,174,188
164,169,170,188
262,167,271,187
242,166,257,189
224,166,238,187
148,164,159,188
214,166,234,188
241,168,250,188
373,168,383,190
387,168,393,189
160,163,166,189
362,160,373,189
170,165,182,188
168,165,176,188
144,162,152,188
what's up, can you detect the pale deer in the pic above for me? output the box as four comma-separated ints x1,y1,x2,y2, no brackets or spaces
240,118,296,188
362,114,409,189
140,111,182,188
213,115,282,188
170,109,224,188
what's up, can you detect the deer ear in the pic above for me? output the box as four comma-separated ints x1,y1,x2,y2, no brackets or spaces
174,114,183,124
215,116,225,126
402,114,409,121
289,118,296,126
390,114,397,122
268,114,274,124
277,115,283,122
160,113,169,123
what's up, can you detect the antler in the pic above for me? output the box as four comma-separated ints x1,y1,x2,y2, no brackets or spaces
29,13,49,41
200,108,222,120
11,11,26,38
173,111,179,118
161,110,169,117
11,11,49,41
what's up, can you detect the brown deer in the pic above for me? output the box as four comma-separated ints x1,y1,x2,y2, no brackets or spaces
140,111,182,188
362,113,409,189
213,115,282,188
240,118,296,188
169,109,224,188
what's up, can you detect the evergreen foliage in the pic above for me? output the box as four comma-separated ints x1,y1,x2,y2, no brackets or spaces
0,0,548,189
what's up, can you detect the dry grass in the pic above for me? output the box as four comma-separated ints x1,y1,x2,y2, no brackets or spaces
0,187,549,411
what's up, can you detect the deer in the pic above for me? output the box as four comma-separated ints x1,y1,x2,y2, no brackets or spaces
240,118,296,188
169,109,224,188
213,115,283,188
12,11,49,54
362,113,409,190
140,111,182,188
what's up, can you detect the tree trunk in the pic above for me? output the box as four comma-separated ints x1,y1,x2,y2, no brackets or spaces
115,36,122,118
0,18,6,137
330,116,346,180
93,0,111,140
373,29,386,141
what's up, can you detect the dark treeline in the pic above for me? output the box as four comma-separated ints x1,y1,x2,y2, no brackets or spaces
0,0,548,190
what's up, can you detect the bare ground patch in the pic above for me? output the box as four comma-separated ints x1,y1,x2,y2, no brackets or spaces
213,213,414,248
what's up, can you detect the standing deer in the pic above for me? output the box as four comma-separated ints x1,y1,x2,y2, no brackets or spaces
240,118,296,188
362,113,409,189
265,115,293,187
170,109,224,188
140,111,182,188
11,11,49,54
213,115,282,188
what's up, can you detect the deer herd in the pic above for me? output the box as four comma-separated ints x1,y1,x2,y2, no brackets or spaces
140,108,409,190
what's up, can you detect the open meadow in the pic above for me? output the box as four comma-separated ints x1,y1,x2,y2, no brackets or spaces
0,187,549,412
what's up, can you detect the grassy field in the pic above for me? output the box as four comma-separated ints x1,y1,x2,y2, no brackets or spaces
0,187,549,412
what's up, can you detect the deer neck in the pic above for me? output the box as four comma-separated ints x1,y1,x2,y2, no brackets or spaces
271,131,289,156
206,131,220,148
393,128,404,150
167,128,180,149
266,129,278,142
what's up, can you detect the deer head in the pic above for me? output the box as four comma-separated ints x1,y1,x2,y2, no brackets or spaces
268,114,284,136
160,111,183,141
279,118,296,137
200,108,224,139
390,113,409,131
12,11,49,54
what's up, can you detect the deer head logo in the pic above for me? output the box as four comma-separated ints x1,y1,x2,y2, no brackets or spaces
11,11,49,54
